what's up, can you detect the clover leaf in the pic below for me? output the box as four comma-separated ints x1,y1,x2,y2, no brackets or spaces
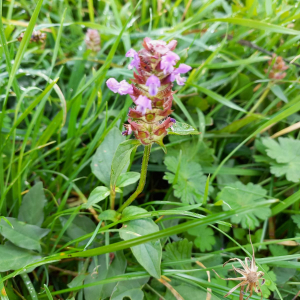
188,225,216,252
163,239,193,270
262,138,300,182
217,181,270,229
164,156,211,204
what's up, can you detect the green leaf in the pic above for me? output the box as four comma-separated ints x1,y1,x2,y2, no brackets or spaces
262,137,300,182
167,122,200,136
292,215,300,229
164,156,211,204
84,252,126,300
18,182,46,226
163,239,193,269
121,206,148,218
218,181,270,229
260,265,276,299
165,284,209,300
269,245,288,257
271,85,288,103
188,225,216,252
207,17,300,35
101,251,127,298
83,186,110,208
0,243,41,272
119,207,162,278
111,278,149,300
99,210,120,222
84,255,108,300
191,84,246,112
91,127,126,187
0,218,49,252
110,140,141,189
116,172,140,188
60,215,96,246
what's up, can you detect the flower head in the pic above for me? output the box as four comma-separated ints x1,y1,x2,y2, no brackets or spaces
107,39,192,148
126,48,140,70
146,75,161,96
160,51,180,74
106,78,133,95
170,64,192,85
135,96,152,115
85,29,101,52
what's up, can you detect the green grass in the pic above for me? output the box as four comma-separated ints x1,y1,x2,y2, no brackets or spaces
1,0,300,299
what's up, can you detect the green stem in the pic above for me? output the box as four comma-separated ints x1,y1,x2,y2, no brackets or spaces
118,144,152,213
110,189,116,210
249,84,271,114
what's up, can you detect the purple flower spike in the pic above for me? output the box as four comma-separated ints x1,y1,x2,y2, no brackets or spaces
126,48,140,70
135,95,152,115
160,51,180,74
146,75,161,96
106,78,133,95
122,130,128,136
106,78,120,93
170,118,176,123
170,63,192,86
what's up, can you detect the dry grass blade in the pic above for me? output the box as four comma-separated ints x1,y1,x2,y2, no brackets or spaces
270,122,300,138
195,261,212,300
158,276,184,300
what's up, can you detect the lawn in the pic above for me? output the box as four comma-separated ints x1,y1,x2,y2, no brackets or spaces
1,0,300,299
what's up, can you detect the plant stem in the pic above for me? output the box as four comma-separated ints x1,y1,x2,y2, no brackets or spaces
118,144,151,213
110,189,116,210
249,85,270,114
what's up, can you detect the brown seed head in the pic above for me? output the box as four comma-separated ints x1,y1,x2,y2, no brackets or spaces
247,272,258,283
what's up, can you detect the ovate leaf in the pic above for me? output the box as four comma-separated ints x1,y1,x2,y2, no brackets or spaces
164,156,211,204
116,172,140,188
91,127,126,186
101,251,126,298
110,140,141,189
119,207,162,278
163,239,193,269
167,122,200,135
262,137,300,182
18,182,46,226
0,218,49,252
83,186,110,208
0,243,41,272
217,181,270,229
60,215,96,246
99,210,120,222
111,278,149,300
84,255,108,300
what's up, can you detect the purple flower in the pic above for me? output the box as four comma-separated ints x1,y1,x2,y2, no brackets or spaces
170,64,192,86
170,118,176,123
160,51,180,74
126,48,140,70
118,80,133,95
146,75,161,96
167,40,177,51
106,78,133,95
106,78,119,93
135,96,152,115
